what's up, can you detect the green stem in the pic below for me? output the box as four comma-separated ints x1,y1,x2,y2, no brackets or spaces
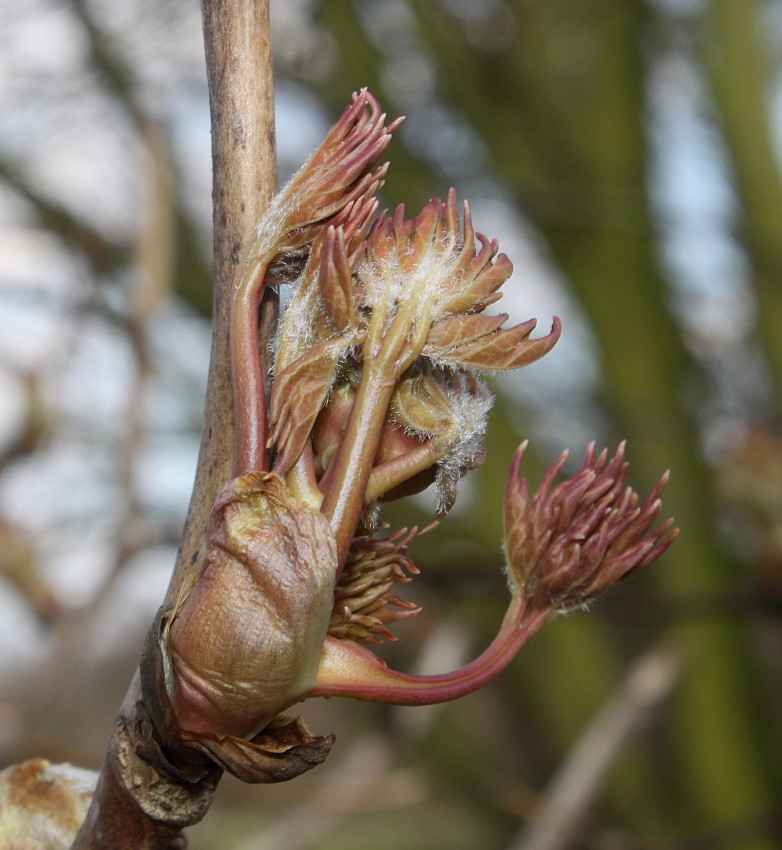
365,440,440,502
320,356,397,567
320,300,426,567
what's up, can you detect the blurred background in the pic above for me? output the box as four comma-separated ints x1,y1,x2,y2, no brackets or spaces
1,0,781,848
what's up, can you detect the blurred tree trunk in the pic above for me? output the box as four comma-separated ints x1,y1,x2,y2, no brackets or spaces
420,2,775,840
703,0,782,408
312,0,776,842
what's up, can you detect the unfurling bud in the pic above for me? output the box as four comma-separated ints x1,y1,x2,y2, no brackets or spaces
329,529,421,644
164,474,338,740
253,88,399,264
504,442,677,613
132,88,678,796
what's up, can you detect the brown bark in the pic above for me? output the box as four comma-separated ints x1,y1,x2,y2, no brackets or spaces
71,1,277,845
168,0,277,606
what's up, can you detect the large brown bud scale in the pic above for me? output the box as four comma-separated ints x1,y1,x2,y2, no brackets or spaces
164,473,338,739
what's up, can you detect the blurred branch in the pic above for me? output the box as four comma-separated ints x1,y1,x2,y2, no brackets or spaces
63,0,141,115
0,370,58,622
0,159,126,275
0,517,58,622
510,642,683,850
703,0,782,406
240,735,394,850
59,0,213,315
92,119,176,602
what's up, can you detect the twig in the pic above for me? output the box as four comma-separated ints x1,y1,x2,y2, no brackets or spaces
71,2,277,845
167,0,277,605
509,641,683,850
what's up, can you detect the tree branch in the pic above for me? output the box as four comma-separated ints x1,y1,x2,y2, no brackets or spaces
72,2,277,845
169,0,277,604
509,642,682,850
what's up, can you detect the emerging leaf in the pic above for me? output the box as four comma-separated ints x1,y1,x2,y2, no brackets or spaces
504,442,677,612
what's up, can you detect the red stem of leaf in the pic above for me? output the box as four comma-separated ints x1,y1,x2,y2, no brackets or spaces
230,262,270,475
